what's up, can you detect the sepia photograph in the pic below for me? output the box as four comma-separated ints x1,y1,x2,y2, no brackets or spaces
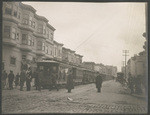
2,1,148,114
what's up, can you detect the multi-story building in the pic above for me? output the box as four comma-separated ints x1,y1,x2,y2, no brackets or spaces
2,2,57,74
53,41,63,61
62,47,83,66
82,62,95,70
75,54,83,66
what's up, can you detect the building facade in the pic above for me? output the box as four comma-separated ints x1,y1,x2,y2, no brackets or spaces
2,2,83,75
62,47,83,66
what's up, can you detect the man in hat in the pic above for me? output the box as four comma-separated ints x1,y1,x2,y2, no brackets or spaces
26,67,32,91
95,72,103,93
2,70,7,89
66,68,74,93
8,70,15,90
20,70,26,91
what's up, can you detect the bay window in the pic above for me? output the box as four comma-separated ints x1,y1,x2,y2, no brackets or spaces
38,24,43,34
28,35,32,46
22,14,29,25
22,34,28,45
14,10,17,17
43,26,46,35
12,27,16,39
42,42,45,51
37,41,42,50
5,7,12,15
4,26,10,38
45,45,48,54
29,16,32,26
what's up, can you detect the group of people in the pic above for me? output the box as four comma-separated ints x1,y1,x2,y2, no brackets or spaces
127,73,143,94
2,67,33,91
2,68,103,93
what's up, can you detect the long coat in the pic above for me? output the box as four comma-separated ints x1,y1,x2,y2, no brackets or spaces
66,74,74,89
8,73,14,83
20,71,26,83
96,75,103,88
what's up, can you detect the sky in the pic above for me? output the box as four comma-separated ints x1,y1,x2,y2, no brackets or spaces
23,2,146,71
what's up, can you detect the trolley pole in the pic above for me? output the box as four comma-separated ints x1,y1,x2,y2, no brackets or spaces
122,50,129,79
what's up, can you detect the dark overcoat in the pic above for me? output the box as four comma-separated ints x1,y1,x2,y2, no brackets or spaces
96,75,103,88
8,73,14,83
20,71,26,83
66,74,74,89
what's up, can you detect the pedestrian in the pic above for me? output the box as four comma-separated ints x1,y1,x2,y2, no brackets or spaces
8,70,15,90
127,73,134,94
20,70,26,91
26,67,32,91
34,68,39,90
2,70,7,89
15,73,20,88
66,68,74,93
37,68,43,91
135,75,142,94
95,72,103,93
50,67,59,91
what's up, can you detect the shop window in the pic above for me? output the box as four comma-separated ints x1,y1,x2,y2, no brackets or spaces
14,10,17,17
10,57,16,65
22,34,28,45
5,8,12,15
4,26,10,38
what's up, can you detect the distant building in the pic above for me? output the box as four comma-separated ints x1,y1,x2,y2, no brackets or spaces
53,41,63,61
62,47,83,66
82,62,95,70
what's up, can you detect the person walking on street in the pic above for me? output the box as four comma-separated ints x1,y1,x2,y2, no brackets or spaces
8,70,15,90
95,72,103,93
20,70,26,91
37,69,43,91
51,67,59,91
66,68,74,93
127,73,134,94
2,70,7,89
26,67,32,91
15,73,20,88
34,68,39,90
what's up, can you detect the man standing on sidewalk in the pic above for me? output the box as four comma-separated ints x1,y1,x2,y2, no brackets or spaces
20,70,26,91
8,70,15,90
95,72,103,93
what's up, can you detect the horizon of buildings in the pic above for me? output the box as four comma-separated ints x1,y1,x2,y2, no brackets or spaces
2,2,118,76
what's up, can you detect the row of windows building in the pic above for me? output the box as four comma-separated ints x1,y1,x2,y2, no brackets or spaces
2,2,83,75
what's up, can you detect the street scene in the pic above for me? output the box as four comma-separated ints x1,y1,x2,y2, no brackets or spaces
2,1,147,114
2,80,147,114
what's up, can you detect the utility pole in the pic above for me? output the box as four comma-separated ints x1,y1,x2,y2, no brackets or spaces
122,50,129,79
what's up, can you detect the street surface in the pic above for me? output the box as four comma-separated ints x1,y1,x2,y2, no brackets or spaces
2,80,147,114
